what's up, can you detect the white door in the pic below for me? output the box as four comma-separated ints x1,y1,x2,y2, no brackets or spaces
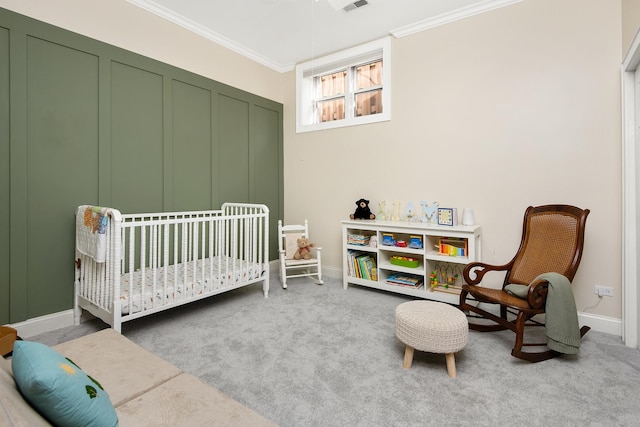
622,33,640,348
635,68,640,347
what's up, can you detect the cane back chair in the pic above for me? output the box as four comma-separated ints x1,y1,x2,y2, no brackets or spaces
459,204,590,362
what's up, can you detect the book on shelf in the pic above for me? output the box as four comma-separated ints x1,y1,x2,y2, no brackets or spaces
347,250,377,280
366,258,378,281
385,273,423,288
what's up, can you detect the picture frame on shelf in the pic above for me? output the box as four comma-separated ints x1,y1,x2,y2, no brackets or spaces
437,208,458,226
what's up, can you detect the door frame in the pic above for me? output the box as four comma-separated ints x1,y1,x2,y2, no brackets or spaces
621,30,640,348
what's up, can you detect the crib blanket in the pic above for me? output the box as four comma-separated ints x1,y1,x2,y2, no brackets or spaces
76,206,111,262
120,257,266,314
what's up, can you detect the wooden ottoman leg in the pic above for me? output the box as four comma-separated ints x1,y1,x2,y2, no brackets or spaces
445,352,456,378
403,345,415,368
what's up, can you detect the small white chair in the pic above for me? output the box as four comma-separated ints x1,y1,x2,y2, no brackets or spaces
278,219,323,289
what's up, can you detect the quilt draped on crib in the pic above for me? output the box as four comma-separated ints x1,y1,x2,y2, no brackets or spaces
76,205,110,263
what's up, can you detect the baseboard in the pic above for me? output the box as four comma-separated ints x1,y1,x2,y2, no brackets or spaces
320,266,342,279
10,310,76,339
578,312,622,336
268,261,342,280
469,302,622,337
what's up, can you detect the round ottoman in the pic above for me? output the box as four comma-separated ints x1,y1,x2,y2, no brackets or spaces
395,300,468,378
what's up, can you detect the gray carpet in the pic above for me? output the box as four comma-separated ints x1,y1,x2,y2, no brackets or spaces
31,273,640,426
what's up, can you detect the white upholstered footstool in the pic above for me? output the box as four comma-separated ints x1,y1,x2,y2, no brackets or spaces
395,300,469,378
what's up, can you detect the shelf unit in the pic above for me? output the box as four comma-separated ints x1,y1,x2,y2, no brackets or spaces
342,219,482,304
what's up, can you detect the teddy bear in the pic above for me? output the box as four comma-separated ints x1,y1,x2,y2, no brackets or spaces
350,198,376,220
294,237,315,260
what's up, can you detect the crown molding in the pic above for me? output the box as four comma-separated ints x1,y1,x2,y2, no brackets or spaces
127,0,293,73
390,0,524,38
127,0,523,73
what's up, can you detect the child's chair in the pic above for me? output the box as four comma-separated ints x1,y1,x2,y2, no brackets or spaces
278,219,323,289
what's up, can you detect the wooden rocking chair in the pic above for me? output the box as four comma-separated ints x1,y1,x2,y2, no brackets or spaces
459,204,590,362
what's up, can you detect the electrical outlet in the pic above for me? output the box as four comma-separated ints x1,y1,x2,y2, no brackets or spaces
594,286,614,297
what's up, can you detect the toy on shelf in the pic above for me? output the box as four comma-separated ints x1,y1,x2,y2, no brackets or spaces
446,273,459,287
438,238,468,257
448,265,462,287
350,198,376,220
391,201,401,221
430,262,462,289
408,235,423,249
382,233,395,246
421,201,439,224
429,268,439,289
405,201,417,222
440,267,448,286
377,200,387,220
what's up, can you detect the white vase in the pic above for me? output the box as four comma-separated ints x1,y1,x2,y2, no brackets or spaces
462,208,475,226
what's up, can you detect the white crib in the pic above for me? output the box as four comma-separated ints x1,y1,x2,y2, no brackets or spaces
74,203,269,332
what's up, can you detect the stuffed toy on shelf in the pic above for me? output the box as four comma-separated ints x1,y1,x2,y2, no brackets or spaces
350,198,376,220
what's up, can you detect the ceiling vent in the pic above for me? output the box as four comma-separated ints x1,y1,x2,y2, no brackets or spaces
327,0,369,13
343,0,368,12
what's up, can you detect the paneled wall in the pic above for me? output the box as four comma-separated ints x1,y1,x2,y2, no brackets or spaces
0,9,283,325
0,26,9,323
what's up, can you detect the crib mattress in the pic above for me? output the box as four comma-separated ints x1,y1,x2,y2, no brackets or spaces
119,256,265,315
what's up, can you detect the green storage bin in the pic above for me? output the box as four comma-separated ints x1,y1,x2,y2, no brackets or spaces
390,256,419,268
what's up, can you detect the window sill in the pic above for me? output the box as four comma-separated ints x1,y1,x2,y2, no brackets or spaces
296,111,390,133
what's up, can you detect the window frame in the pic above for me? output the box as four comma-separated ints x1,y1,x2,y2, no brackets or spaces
296,37,391,133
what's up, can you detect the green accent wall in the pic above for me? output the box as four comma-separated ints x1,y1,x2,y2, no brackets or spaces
1,26,9,325
0,9,283,325
172,80,213,210
219,94,250,203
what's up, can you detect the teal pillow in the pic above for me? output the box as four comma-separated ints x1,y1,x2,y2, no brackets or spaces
504,283,529,299
11,341,118,427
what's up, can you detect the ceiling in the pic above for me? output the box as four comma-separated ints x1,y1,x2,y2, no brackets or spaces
127,0,522,72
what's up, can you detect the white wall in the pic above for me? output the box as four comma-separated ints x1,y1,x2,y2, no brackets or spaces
283,0,623,321
622,0,640,57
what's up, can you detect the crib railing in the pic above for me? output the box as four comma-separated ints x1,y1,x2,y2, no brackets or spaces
222,202,270,270
74,207,122,322
75,204,269,331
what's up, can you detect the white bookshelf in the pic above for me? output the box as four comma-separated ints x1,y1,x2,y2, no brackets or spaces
342,219,482,304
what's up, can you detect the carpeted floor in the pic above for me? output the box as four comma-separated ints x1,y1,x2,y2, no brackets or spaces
31,272,640,426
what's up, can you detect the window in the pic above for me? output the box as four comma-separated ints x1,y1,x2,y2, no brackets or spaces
296,37,391,133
